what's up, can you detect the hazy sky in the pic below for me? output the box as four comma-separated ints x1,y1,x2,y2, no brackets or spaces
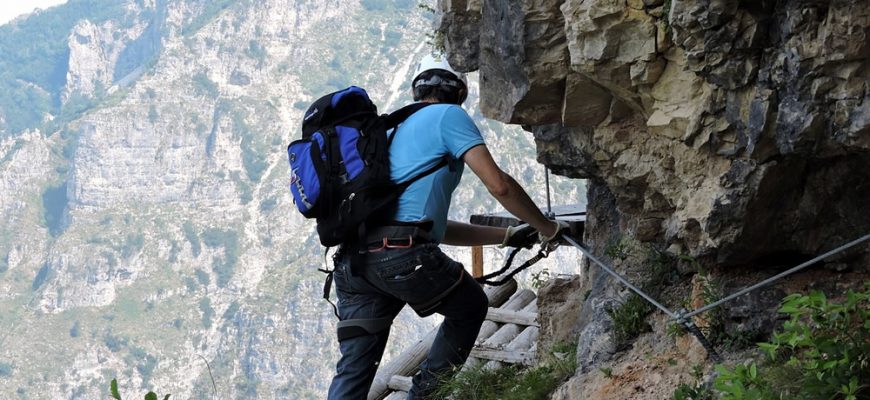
0,0,69,25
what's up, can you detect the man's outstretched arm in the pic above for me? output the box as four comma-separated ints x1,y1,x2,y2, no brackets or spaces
441,220,504,246
441,144,558,246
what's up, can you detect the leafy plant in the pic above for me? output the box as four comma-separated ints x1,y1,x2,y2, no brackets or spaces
714,283,870,400
672,364,713,400
530,268,551,289
110,378,170,400
604,237,631,260
607,294,653,346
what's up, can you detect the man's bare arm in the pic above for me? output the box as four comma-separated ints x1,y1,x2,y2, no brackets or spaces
441,220,505,246
461,145,557,237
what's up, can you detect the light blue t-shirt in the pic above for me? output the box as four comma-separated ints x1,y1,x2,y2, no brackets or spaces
389,104,485,242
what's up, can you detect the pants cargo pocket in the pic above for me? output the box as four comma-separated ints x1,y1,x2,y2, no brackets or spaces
374,245,464,317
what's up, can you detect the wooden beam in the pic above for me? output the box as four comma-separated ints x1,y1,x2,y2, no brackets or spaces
472,245,484,278
470,204,585,238
484,326,540,370
384,391,406,400
485,308,538,326
388,375,413,392
469,348,535,365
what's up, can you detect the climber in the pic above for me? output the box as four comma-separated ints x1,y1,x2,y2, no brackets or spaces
327,53,569,399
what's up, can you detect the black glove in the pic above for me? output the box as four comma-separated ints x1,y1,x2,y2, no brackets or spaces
500,223,538,249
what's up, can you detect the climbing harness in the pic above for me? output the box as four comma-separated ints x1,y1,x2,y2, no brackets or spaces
562,233,870,362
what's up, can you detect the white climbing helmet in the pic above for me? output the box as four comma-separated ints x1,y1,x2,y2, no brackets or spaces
411,53,467,89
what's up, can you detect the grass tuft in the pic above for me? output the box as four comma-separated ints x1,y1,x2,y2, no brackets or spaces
432,342,577,400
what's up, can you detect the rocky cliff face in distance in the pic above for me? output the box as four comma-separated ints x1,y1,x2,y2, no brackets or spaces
0,0,586,398
438,0,869,398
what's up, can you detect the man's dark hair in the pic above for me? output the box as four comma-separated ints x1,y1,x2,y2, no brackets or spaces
412,70,467,105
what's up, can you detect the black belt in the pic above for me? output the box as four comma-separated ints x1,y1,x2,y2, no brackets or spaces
364,225,432,252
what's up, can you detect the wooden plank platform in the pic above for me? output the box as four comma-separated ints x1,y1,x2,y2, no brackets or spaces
469,204,585,238
485,308,538,327
469,348,535,365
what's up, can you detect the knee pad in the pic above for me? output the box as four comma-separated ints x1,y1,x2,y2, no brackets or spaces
336,318,393,341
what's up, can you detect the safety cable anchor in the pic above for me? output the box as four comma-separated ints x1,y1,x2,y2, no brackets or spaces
675,308,722,363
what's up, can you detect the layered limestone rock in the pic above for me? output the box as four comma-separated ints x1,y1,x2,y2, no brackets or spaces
441,0,869,262
440,0,869,397
64,13,151,101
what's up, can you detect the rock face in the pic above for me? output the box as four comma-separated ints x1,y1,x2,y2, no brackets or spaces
442,0,869,264
440,0,869,397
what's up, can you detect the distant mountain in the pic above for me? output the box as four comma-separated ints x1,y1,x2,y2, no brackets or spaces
0,0,584,398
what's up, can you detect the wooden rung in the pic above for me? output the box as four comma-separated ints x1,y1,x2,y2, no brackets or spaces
368,280,518,400
470,348,535,365
485,308,538,326
466,289,536,370
484,326,540,370
384,391,407,400
387,375,413,392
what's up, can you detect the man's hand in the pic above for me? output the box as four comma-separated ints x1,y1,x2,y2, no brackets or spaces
500,224,538,248
539,220,570,250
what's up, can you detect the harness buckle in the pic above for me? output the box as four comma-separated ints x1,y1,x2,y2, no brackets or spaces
367,235,414,252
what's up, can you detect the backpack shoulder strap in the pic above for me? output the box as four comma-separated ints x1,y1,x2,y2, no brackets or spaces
398,158,450,189
387,102,449,186
384,102,433,132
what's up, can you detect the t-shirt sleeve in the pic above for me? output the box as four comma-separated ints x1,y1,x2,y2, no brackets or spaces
440,105,485,159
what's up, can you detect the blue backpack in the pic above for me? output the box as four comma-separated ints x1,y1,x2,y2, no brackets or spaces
287,86,444,248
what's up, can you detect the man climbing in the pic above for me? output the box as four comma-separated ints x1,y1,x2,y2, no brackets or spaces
327,54,568,399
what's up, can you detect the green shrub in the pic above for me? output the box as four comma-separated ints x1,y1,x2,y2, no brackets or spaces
231,110,267,183
182,221,201,257
0,361,12,377
199,297,214,329
31,263,52,290
0,253,8,273
672,365,713,400
110,378,170,400
104,332,127,352
120,232,144,258
607,294,653,346
183,0,236,36
42,182,69,237
259,197,277,213
192,72,219,98
0,0,124,134
245,40,267,65
70,320,81,338
194,268,210,286
713,283,870,400
361,0,389,11
433,342,576,400
200,228,239,287
222,301,240,321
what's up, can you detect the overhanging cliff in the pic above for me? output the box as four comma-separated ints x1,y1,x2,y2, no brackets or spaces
438,0,869,397
441,0,868,264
